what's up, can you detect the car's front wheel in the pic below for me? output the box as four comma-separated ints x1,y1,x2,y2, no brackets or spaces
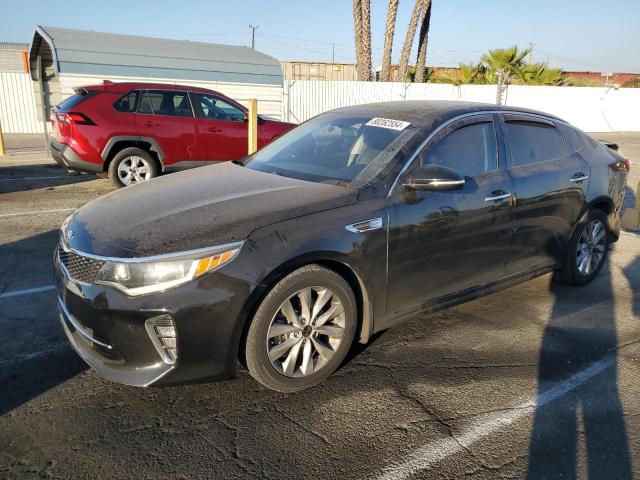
245,265,357,392
108,147,159,188
559,209,610,285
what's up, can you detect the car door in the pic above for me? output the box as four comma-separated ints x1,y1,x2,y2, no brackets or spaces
135,89,204,166
387,114,515,315
191,92,248,161
500,114,590,275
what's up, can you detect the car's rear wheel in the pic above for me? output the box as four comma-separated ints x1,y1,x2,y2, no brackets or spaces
245,265,357,392
108,147,159,188
559,209,610,285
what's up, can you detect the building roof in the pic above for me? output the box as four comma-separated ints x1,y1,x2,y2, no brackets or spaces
29,26,282,85
0,42,29,51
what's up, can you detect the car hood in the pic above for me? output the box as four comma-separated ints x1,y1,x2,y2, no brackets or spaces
64,163,358,258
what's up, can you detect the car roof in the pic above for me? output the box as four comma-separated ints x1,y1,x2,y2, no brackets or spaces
330,100,564,126
77,81,223,95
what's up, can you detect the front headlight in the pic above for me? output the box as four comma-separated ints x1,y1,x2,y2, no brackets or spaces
95,243,242,296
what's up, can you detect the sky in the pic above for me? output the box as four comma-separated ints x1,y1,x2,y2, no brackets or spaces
1,0,638,73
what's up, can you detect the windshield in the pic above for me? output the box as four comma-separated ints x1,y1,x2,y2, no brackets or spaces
244,113,419,186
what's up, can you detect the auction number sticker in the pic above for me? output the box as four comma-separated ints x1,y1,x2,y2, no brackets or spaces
366,117,412,131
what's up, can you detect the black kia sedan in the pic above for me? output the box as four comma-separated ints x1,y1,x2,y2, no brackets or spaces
54,101,629,392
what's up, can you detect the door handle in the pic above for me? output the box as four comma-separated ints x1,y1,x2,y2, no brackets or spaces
570,173,589,183
207,127,223,133
484,192,512,202
141,121,159,127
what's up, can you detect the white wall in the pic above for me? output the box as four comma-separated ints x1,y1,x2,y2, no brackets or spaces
0,73,41,134
3,76,639,134
282,80,640,132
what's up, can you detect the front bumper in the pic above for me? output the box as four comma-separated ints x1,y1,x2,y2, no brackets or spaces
51,139,102,173
55,248,257,387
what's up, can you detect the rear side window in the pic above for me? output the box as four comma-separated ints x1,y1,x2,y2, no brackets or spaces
138,90,193,117
420,122,498,177
504,121,564,166
113,91,139,112
557,123,585,155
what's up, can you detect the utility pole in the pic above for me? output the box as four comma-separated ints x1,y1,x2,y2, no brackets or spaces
528,42,535,63
249,24,259,50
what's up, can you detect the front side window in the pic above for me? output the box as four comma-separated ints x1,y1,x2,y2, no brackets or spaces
193,93,244,122
420,122,498,177
244,113,419,185
137,90,193,117
505,121,564,166
113,91,139,112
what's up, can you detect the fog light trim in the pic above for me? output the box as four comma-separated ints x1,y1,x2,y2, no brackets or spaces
145,314,178,364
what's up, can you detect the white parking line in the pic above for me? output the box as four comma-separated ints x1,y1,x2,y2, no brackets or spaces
0,208,75,219
0,285,55,299
373,354,616,480
0,175,70,182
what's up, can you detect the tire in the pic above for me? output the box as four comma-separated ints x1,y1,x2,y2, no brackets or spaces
558,209,610,285
107,147,159,188
245,264,357,393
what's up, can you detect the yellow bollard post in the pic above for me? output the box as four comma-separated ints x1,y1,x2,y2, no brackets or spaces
0,118,5,156
247,99,258,155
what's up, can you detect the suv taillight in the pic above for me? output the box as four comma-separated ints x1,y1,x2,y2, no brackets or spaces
624,158,631,172
56,112,96,126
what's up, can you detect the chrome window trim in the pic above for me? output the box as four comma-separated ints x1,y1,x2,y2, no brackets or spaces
60,239,245,264
387,109,566,198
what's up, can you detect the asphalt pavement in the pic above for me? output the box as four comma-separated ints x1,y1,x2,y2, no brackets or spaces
0,133,638,479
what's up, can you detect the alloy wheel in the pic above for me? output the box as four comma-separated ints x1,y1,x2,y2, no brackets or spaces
117,156,152,185
266,286,346,378
576,219,606,276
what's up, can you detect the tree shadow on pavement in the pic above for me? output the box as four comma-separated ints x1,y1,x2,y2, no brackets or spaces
527,265,633,479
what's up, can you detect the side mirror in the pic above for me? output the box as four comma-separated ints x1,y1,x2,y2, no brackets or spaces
403,164,465,191
243,112,266,124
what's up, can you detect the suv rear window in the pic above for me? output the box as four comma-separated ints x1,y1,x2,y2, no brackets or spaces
504,121,564,166
57,90,95,112
138,90,193,117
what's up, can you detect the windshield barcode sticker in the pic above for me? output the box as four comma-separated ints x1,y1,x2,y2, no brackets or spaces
366,117,412,131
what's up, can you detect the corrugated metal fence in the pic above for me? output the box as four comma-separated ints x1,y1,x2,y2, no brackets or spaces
0,72,41,134
282,80,640,132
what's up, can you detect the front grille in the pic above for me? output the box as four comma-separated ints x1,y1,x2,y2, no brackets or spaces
58,244,105,283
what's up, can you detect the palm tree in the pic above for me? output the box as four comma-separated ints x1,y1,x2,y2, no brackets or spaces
481,45,530,104
398,0,422,82
380,0,400,82
414,0,432,83
361,0,373,81
439,63,485,86
515,63,569,86
352,0,372,81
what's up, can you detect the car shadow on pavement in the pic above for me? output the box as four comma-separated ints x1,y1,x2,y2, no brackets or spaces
527,264,633,478
0,229,89,415
0,164,101,195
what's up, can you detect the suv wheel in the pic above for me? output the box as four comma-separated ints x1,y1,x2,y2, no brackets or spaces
559,209,610,285
245,265,357,392
108,147,159,188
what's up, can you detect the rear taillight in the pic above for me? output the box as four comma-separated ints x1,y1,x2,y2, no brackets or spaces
56,112,96,126
609,159,631,173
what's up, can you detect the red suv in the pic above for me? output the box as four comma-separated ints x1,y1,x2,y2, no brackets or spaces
50,81,295,187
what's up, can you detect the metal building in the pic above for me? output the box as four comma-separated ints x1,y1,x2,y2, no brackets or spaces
28,26,284,122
